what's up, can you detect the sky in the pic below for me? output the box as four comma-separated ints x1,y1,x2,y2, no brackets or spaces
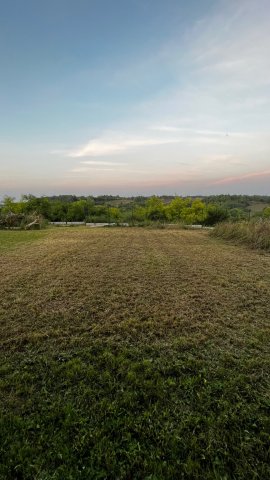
0,0,270,198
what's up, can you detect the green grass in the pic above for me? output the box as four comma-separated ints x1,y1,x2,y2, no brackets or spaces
0,228,269,479
0,230,48,252
2,341,269,480
211,220,270,250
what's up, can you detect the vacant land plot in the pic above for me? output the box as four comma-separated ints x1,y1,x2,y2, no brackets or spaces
0,228,269,479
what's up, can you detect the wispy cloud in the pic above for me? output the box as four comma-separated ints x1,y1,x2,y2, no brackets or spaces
70,167,116,173
67,125,256,163
211,169,270,186
150,126,251,138
68,134,182,157
81,160,127,166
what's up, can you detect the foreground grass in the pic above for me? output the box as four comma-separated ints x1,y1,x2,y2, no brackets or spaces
0,229,48,252
211,220,270,250
0,228,270,479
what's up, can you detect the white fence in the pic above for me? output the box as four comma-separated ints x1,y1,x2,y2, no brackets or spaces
50,222,129,227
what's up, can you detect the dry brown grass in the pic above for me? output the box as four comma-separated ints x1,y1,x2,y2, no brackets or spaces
1,227,269,350
211,220,270,250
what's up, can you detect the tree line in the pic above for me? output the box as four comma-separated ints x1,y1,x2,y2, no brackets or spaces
0,194,270,229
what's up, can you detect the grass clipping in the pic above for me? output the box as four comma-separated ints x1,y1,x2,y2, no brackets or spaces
211,220,270,250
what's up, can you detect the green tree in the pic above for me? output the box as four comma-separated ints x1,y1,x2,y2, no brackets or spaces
181,199,207,225
66,200,90,222
50,201,69,222
229,208,247,221
167,197,191,222
146,197,167,222
22,195,51,218
263,207,270,218
89,205,109,223
109,207,122,223
132,206,148,224
1,196,22,214
204,205,229,226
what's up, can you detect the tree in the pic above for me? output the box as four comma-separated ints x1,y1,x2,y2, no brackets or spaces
181,199,207,225
1,196,21,214
146,197,167,222
109,207,122,223
67,200,88,221
132,206,148,223
50,201,69,222
263,207,270,218
22,195,51,218
204,205,229,226
88,205,108,223
229,208,247,221
167,197,191,222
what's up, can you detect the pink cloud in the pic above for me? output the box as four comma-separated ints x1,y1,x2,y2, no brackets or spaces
211,170,270,186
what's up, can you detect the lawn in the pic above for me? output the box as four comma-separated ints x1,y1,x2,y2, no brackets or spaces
0,227,269,479
0,229,48,252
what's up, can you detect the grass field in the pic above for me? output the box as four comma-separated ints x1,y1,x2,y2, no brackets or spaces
0,230,48,252
0,227,270,479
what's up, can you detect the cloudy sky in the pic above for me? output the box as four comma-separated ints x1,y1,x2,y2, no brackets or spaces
1,0,270,197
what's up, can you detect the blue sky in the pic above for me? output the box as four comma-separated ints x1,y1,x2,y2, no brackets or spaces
1,0,270,197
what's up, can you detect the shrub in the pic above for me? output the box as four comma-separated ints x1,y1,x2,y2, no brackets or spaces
210,220,270,250
0,211,45,230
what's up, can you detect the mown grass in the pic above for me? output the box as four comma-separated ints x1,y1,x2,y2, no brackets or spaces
0,230,48,252
0,228,270,479
211,220,270,250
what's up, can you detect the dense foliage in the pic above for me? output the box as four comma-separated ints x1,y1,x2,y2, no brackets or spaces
1,194,269,228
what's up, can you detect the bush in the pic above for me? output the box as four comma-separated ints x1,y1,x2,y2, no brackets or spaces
0,211,45,230
204,205,229,226
210,220,270,250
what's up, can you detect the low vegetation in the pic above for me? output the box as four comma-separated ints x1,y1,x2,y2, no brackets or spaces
0,227,269,479
211,219,270,250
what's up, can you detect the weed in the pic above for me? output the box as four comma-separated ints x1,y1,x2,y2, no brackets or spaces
211,220,270,250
